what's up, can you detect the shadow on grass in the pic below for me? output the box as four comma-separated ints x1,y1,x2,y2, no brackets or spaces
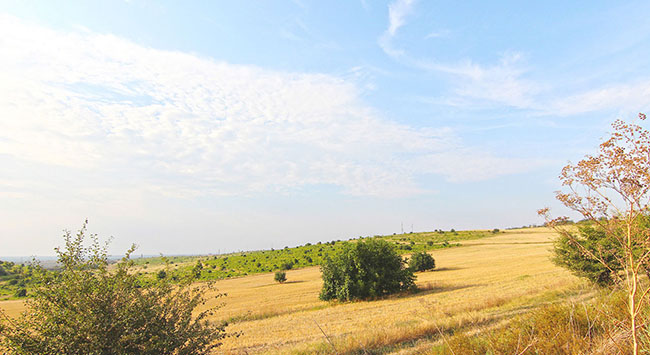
408,282,479,297
432,266,463,272
253,279,307,288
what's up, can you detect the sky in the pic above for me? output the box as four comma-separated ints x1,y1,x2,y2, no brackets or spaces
1,1,650,256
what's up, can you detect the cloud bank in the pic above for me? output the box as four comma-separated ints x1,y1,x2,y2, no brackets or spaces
0,14,536,200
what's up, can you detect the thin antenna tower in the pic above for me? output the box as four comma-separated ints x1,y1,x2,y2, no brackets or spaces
401,222,404,234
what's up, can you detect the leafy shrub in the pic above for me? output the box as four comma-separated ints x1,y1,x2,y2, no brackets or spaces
156,269,167,279
553,225,621,286
408,251,435,272
274,271,287,283
192,260,203,278
319,239,415,301
0,222,227,354
280,261,294,270
13,288,26,298
553,221,650,287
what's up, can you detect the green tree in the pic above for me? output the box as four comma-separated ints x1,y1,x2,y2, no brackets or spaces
408,251,436,272
0,221,227,354
319,239,415,301
274,271,287,283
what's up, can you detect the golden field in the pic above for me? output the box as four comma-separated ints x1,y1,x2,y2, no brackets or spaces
0,228,589,354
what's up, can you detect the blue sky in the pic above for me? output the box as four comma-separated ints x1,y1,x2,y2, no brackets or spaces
1,0,649,256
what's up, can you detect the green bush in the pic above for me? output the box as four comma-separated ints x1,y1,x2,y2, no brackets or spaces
0,222,227,354
408,251,435,272
552,225,621,286
319,239,415,301
274,271,287,283
280,261,293,270
553,219,650,287
13,288,26,298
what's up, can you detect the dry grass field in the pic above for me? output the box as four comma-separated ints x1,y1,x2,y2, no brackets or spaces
0,227,590,354
194,227,587,354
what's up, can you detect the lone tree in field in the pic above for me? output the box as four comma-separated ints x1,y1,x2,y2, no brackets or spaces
539,113,650,354
274,271,287,283
408,251,436,272
0,221,228,354
319,239,415,301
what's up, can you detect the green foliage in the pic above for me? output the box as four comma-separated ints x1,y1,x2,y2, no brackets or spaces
0,222,227,354
192,260,203,278
128,229,489,284
156,269,167,280
408,251,435,272
553,225,622,286
0,261,40,300
280,261,294,270
13,288,26,298
553,219,650,287
319,239,415,301
274,271,287,283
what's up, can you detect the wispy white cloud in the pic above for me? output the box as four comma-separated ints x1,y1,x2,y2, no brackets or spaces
545,81,650,116
425,53,541,109
387,0,416,36
0,14,537,200
424,30,449,39
378,2,539,109
378,0,417,58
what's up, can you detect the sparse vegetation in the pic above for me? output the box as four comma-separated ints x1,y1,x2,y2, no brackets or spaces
126,229,489,283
